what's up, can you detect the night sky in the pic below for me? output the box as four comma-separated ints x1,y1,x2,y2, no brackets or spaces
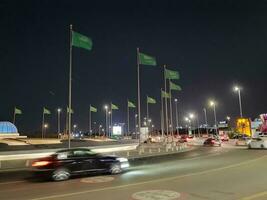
1,0,267,133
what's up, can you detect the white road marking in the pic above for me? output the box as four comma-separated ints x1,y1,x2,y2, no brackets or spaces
132,190,180,200
80,176,114,183
0,180,26,185
241,191,267,200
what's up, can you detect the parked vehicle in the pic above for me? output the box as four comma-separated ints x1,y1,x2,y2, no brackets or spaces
31,148,129,181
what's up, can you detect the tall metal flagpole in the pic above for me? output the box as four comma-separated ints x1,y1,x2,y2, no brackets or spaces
127,99,129,136
164,65,169,136
68,24,73,149
146,95,149,124
161,88,164,137
13,107,16,125
110,102,113,138
89,105,91,134
169,79,173,137
65,107,68,136
174,99,179,136
137,48,141,144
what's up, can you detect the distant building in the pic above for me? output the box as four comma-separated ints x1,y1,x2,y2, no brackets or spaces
0,121,25,138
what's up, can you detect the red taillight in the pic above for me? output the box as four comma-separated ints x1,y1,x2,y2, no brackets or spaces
32,160,51,167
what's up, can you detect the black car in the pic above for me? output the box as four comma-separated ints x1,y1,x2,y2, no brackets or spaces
31,148,129,181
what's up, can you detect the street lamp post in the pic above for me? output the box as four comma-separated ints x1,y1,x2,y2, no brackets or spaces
185,117,191,135
174,99,179,136
104,105,108,137
57,108,61,138
209,101,218,136
135,114,138,139
234,86,243,118
99,125,102,136
73,124,77,133
108,111,111,137
189,113,195,137
44,124,48,138
203,108,208,135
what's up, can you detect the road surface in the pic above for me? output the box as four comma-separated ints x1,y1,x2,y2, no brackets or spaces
0,145,266,200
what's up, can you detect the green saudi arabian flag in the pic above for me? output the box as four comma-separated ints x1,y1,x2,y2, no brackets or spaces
128,101,136,108
67,107,74,114
111,103,119,110
161,90,171,98
165,69,180,80
43,107,51,115
72,31,93,50
138,52,157,66
147,96,156,104
14,107,22,115
90,105,97,113
170,81,182,91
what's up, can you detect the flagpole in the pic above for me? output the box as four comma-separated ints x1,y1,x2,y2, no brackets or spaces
89,105,91,134
65,106,68,137
110,102,112,138
68,24,73,149
42,108,44,139
13,107,16,125
146,95,149,125
137,48,141,144
164,65,169,136
161,88,164,137
169,79,174,137
127,99,129,136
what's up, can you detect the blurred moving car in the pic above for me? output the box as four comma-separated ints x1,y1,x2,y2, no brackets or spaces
203,138,221,147
248,137,267,149
178,135,189,143
220,134,229,141
72,132,84,139
31,148,129,181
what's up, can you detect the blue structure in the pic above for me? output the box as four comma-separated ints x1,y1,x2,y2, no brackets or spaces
0,121,18,133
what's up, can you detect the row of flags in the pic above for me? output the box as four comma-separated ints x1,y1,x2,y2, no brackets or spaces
14,28,182,138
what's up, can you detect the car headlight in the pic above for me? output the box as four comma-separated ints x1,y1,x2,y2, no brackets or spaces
116,157,128,162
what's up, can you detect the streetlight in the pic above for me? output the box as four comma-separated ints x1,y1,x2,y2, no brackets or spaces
233,86,243,117
73,124,77,133
135,114,138,138
104,105,108,137
44,123,48,138
174,98,179,136
226,116,231,121
57,108,61,137
185,117,191,135
209,100,218,135
203,108,208,136
99,124,102,136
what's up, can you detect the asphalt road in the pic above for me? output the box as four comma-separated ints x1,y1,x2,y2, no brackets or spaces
0,145,266,200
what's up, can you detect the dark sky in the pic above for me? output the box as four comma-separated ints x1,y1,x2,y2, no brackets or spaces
1,0,267,133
